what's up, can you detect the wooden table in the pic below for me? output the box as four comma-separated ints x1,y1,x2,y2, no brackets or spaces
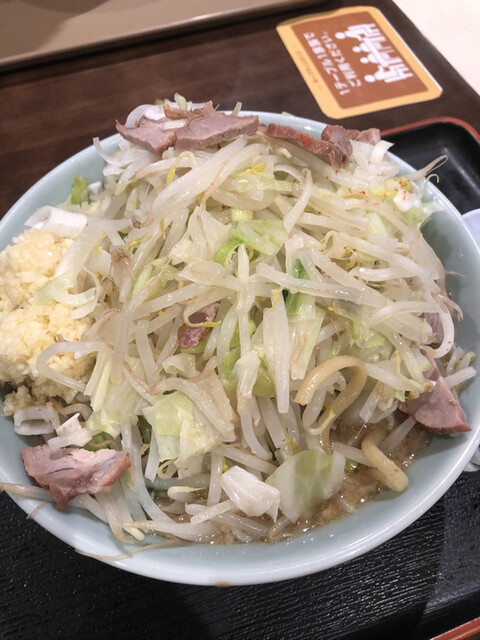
1,1,480,638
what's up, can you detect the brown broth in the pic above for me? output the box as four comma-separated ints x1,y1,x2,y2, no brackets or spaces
152,418,431,545
268,422,431,543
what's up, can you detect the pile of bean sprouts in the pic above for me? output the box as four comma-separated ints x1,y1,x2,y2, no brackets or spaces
3,100,476,545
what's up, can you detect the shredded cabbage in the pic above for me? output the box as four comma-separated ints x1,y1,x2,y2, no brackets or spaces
266,449,345,522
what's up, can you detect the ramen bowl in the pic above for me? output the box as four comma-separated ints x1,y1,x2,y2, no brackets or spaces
1,112,480,586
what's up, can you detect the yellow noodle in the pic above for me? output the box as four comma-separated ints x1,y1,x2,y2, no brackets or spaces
361,428,409,492
295,356,368,439
295,355,366,404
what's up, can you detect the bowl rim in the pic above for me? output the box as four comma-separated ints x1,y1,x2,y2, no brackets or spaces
1,110,480,586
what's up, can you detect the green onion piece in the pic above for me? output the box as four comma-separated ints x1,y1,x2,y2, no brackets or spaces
329,302,364,341
401,206,426,227
83,432,108,451
291,258,305,279
71,176,89,205
230,318,256,348
328,340,340,359
138,415,152,445
285,292,300,315
361,331,387,350
284,259,307,315
220,347,274,397
214,238,242,267
253,359,275,397
35,270,76,304
131,258,176,299
132,262,154,297
220,347,241,388
231,219,287,256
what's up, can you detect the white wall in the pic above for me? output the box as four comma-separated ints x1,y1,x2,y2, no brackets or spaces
392,0,480,95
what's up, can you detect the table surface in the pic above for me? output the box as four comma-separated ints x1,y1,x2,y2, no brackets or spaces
1,1,480,638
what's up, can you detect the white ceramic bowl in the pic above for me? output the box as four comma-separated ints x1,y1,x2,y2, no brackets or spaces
1,112,480,586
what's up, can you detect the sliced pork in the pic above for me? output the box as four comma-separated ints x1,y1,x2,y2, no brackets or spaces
349,127,381,145
424,312,444,346
322,124,381,150
265,123,381,169
177,302,220,349
116,101,259,157
163,103,192,119
175,102,258,150
399,356,470,435
266,123,349,169
116,118,176,156
21,445,131,509
319,124,353,159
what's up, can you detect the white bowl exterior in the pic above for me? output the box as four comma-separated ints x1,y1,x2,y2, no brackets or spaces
1,115,480,586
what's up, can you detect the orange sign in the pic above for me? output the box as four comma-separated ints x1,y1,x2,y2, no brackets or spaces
277,6,442,118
